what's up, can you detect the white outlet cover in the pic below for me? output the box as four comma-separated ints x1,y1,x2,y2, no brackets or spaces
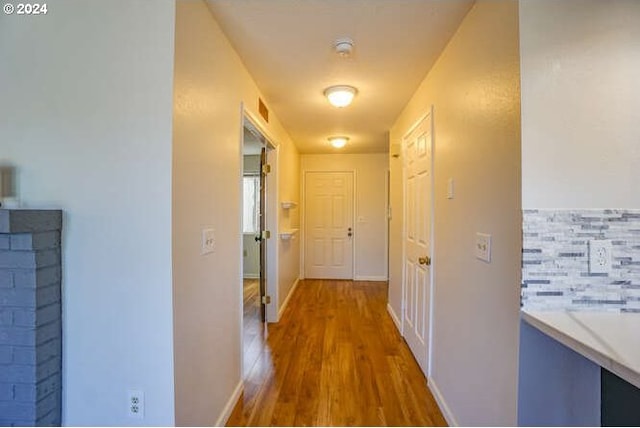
447,178,455,199
127,390,144,419
589,240,612,274
475,233,491,263
202,228,215,255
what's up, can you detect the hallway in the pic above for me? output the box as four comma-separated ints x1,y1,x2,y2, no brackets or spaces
228,280,446,427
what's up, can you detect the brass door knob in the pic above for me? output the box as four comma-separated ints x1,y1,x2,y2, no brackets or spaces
418,256,431,266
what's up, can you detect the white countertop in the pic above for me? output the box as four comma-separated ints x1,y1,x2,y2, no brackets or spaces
521,310,640,389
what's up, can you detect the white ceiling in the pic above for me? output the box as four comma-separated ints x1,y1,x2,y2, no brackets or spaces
207,0,474,154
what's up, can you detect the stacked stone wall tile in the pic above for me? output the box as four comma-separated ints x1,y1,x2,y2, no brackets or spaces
0,210,62,426
522,210,640,312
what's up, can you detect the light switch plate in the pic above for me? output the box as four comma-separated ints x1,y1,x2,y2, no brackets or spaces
447,178,455,199
202,228,215,255
475,233,491,262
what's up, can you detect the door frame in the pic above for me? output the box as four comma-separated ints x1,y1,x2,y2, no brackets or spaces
242,108,279,322
300,169,356,280
401,107,436,376
239,106,280,373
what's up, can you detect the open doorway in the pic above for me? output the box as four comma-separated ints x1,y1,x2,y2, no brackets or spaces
242,124,264,375
241,113,278,376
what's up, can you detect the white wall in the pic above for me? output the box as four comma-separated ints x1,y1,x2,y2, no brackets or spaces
242,234,260,278
242,155,260,278
0,1,176,425
172,1,300,424
518,2,640,422
389,1,521,425
301,154,388,281
520,0,640,209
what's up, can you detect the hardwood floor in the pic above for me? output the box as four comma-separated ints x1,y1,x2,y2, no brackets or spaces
243,278,266,374
229,279,447,427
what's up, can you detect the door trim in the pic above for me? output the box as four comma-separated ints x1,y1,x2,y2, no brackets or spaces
401,106,436,376
242,108,279,322
301,170,356,280
239,105,280,377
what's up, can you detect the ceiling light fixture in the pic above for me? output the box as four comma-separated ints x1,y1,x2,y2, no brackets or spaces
324,85,357,108
328,136,349,149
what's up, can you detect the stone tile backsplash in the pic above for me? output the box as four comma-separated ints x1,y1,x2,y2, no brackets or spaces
522,210,640,312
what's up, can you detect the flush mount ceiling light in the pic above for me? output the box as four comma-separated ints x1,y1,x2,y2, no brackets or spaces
328,136,349,148
324,85,357,108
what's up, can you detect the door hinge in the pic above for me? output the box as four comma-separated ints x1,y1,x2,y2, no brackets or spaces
261,295,271,305
262,164,271,174
261,230,271,239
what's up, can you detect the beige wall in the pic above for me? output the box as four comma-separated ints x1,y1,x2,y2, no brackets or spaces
301,154,389,280
172,1,299,425
278,142,301,309
0,1,176,425
520,0,640,209
389,1,521,425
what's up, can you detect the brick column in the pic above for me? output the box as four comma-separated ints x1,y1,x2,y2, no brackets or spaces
0,209,62,426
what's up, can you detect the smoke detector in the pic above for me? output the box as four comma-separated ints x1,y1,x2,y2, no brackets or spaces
334,38,354,58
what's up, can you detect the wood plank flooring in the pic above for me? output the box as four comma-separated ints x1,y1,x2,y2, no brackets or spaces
243,278,266,374
229,279,447,427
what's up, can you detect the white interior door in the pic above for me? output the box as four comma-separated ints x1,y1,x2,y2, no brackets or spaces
403,112,433,375
304,171,354,279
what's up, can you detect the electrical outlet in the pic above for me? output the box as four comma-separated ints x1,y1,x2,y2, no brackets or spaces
128,390,144,419
589,240,612,274
475,233,492,263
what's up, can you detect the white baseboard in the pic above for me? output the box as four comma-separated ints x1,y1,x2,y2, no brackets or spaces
387,303,402,334
214,379,243,427
355,275,388,281
242,274,259,279
428,376,458,427
278,277,300,321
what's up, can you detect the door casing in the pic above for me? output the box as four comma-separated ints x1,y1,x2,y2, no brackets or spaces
240,107,280,377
